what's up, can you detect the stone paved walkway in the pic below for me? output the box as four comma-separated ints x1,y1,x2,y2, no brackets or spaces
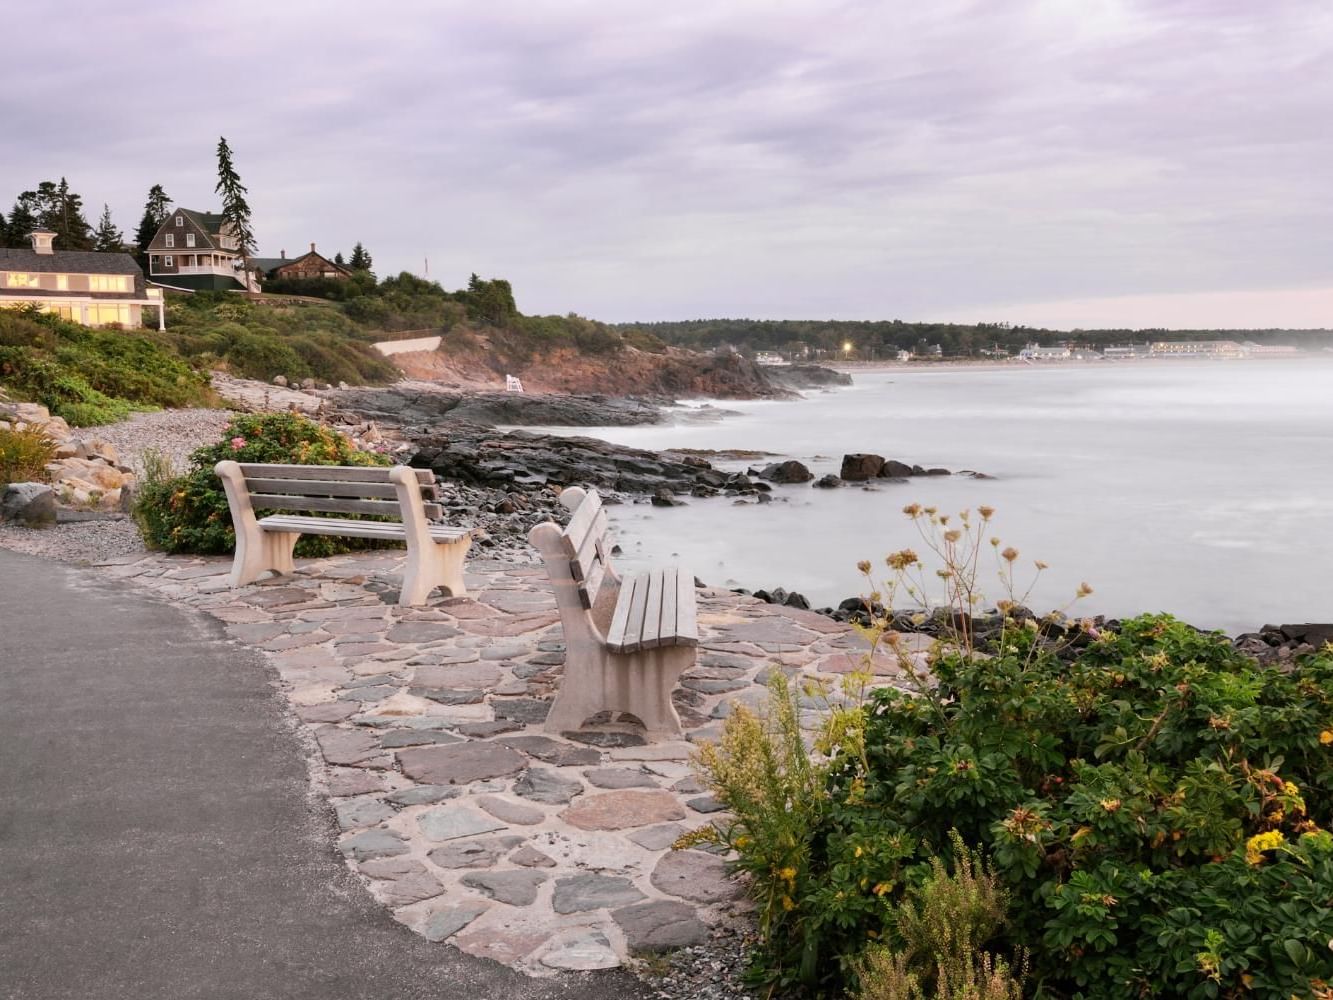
99,551,925,977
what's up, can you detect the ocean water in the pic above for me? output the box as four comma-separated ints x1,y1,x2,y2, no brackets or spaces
535,360,1333,634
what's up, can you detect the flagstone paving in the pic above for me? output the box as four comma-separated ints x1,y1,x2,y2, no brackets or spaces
97,550,928,977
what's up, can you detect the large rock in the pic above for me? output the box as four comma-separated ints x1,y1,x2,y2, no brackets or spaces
398,741,527,785
560,789,686,830
756,460,813,484
650,850,741,902
879,459,915,478
0,483,56,528
552,874,646,913
840,453,884,480
611,899,708,951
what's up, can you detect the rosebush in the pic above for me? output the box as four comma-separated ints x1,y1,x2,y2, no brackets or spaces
133,412,392,557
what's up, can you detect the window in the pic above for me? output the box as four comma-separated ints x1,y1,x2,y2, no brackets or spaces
165,234,174,248
56,274,68,291
163,255,173,267
185,233,196,247
175,215,183,227
4,272,39,288
88,275,130,292
89,304,130,326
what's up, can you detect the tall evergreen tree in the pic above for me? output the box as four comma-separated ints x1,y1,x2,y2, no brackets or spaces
32,178,93,250
215,137,256,281
333,251,345,266
133,184,173,255
5,193,39,248
93,204,124,253
348,242,373,273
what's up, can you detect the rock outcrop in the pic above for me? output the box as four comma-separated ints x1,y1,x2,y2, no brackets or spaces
1,483,57,527
0,401,135,511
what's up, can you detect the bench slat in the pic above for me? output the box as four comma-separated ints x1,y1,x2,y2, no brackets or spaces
245,478,439,501
620,571,652,653
675,569,699,646
658,566,678,650
640,570,665,650
605,573,638,652
250,494,443,520
570,509,608,581
562,488,603,560
579,558,606,610
258,514,468,542
238,463,434,485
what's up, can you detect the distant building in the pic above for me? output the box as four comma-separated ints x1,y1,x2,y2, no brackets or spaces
927,344,943,357
1150,340,1245,358
1103,344,1151,359
251,244,353,283
754,351,789,366
1240,341,1299,355
0,230,162,328
147,208,252,291
896,349,912,362
1018,343,1071,360
1070,348,1103,361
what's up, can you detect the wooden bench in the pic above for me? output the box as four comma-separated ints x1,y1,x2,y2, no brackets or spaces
528,486,698,738
214,460,472,606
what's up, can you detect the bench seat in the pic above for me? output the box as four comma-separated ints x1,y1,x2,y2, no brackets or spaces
605,567,698,654
258,514,471,544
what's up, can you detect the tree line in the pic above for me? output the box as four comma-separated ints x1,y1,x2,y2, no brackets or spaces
615,318,1333,356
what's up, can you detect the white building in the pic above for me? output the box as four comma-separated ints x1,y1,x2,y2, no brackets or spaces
0,230,163,328
1018,343,1071,360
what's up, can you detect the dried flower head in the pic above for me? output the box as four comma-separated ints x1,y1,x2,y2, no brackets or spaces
902,503,922,517
944,529,962,544
886,549,920,571
978,505,995,519
857,560,872,575
1001,547,1019,563
1077,581,1094,598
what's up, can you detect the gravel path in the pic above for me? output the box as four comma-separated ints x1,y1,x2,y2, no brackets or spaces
88,408,234,476
0,408,233,564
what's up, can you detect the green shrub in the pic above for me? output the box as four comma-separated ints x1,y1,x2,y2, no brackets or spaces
0,426,56,486
133,412,392,557
697,507,1333,998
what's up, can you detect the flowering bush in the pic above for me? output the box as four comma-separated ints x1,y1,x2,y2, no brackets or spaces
133,412,391,556
695,507,1333,998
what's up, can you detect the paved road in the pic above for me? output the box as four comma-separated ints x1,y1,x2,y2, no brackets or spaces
0,549,650,1000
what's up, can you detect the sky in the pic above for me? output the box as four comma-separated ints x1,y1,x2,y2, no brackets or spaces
5,0,1332,329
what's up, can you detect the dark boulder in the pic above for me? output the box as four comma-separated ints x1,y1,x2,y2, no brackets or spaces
650,488,685,507
0,483,56,528
925,468,952,476
813,475,843,489
880,460,915,478
839,454,885,481
757,460,813,484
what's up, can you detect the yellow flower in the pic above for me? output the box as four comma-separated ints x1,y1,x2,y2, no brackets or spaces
1319,730,1333,745
780,895,795,911
872,882,892,897
778,867,797,883
1245,830,1285,864
853,845,863,858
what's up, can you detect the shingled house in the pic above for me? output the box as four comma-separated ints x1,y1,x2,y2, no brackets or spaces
146,208,254,291
0,230,163,328
251,244,353,283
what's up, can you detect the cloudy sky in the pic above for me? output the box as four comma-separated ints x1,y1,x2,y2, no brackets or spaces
6,0,1332,328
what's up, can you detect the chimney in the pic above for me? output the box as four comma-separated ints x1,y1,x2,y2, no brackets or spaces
29,230,56,255
280,249,286,259
310,242,317,254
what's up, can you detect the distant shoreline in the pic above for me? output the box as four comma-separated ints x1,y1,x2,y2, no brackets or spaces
826,354,1325,374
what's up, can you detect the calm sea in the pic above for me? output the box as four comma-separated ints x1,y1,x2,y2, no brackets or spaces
541,360,1333,634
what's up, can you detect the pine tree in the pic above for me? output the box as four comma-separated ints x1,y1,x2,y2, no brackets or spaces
5,193,39,248
215,137,256,281
93,204,124,253
133,184,173,255
348,242,373,273
333,251,345,266
30,178,92,250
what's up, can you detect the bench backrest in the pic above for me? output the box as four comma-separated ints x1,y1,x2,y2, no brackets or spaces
230,462,443,521
558,487,613,610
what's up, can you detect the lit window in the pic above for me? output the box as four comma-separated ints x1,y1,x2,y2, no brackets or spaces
165,234,175,248
175,215,183,227
4,273,40,288
164,256,173,267
56,274,69,291
89,275,130,292
186,233,196,247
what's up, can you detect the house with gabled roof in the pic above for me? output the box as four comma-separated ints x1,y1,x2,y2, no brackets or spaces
1,230,163,329
250,243,353,283
146,208,254,291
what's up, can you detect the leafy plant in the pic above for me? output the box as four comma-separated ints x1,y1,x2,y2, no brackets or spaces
132,412,391,556
695,506,1333,998
0,426,56,486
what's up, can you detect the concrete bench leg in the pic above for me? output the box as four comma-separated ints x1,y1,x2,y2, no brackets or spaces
228,529,298,588
544,646,689,739
399,537,472,607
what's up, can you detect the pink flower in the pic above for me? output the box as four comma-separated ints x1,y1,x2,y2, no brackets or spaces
230,436,246,450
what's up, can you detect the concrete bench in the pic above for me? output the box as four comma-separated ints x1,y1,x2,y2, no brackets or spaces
214,460,471,606
528,486,698,738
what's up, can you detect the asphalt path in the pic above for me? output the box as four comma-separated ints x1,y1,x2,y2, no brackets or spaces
0,548,651,1000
